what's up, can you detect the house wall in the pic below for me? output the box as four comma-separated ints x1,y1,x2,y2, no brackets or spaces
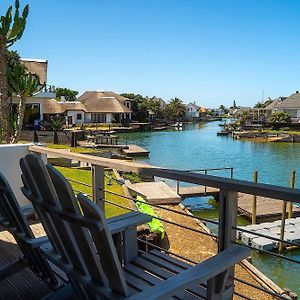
66,110,85,125
0,144,34,208
11,92,56,121
186,104,199,118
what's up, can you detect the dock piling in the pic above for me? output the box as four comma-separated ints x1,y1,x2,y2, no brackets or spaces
252,171,258,225
288,170,296,218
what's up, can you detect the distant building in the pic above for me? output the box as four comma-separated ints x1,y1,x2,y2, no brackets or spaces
264,92,300,122
186,102,200,119
43,91,133,125
10,58,56,126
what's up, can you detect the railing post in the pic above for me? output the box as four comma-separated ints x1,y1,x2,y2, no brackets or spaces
204,170,207,195
279,200,287,254
92,165,105,211
288,170,296,218
252,171,258,224
207,189,238,300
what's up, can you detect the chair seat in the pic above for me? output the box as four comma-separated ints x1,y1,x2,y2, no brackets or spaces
41,242,207,300
125,249,207,299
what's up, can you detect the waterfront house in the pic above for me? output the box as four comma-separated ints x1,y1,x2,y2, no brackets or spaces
265,92,300,123
43,91,133,125
10,58,56,126
186,102,200,119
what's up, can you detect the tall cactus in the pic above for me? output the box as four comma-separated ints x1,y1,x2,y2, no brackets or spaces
0,0,29,143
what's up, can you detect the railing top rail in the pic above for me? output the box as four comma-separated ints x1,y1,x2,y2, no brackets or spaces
185,167,233,172
29,145,300,203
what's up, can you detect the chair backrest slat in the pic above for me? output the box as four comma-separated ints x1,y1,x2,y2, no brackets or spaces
20,156,88,274
20,154,130,297
0,173,33,238
46,164,109,285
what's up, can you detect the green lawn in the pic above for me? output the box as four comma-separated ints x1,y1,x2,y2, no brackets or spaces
55,166,131,218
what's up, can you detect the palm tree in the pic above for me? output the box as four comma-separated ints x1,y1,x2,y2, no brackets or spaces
8,64,42,142
50,117,65,144
270,112,290,125
0,0,29,143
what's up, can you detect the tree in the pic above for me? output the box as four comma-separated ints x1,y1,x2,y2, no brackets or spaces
56,87,78,101
8,64,42,142
121,93,149,122
270,112,290,127
164,97,186,121
50,117,64,144
0,0,29,143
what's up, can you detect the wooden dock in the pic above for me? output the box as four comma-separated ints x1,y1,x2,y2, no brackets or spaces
238,193,300,221
122,144,150,156
174,186,220,199
126,181,181,204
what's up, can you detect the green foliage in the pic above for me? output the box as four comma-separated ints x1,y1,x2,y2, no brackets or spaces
56,87,78,101
121,93,149,122
164,97,186,120
50,116,65,132
0,0,29,48
8,63,42,97
270,111,290,125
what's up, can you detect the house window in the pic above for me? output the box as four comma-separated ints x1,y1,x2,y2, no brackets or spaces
91,113,107,123
126,101,131,108
283,109,297,118
77,113,82,120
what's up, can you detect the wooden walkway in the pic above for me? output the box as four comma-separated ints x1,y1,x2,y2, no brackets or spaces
126,181,181,204
175,186,220,199
122,145,150,156
238,193,300,221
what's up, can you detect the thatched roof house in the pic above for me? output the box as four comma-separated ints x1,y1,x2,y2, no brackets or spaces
21,59,48,84
42,91,133,125
78,91,132,113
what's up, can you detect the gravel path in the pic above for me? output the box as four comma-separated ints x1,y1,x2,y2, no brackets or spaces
155,204,276,300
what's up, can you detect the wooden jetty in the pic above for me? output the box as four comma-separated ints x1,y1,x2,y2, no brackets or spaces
122,144,150,156
174,186,220,199
126,181,181,204
238,193,300,221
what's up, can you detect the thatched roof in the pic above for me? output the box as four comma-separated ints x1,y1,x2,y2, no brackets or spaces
43,99,86,114
78,91,132,113
21,59,48,84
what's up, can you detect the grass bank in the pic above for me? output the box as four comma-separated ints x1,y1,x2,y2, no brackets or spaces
55,166,130,218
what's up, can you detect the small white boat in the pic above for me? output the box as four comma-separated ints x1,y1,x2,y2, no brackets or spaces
172,122,183,128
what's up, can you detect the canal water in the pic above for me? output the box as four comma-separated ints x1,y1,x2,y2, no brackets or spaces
120,121,300,294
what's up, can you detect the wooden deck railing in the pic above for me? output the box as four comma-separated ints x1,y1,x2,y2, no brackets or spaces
29,145,300,300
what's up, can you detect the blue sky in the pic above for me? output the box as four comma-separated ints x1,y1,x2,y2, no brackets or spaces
2,0,300,107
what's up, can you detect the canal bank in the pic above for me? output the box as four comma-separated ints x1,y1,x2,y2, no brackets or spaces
119,121,300,295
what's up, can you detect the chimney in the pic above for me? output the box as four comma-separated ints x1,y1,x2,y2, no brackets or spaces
61,95,66,102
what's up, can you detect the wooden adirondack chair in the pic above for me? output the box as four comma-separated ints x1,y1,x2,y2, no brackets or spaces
20,154,249,300
0,171,60,286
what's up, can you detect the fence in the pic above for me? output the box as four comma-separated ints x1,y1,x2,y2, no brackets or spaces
29,145,300,300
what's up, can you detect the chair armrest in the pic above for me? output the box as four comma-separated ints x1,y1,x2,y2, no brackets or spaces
21,235,49,248
108,212,152,235
128,245,250,300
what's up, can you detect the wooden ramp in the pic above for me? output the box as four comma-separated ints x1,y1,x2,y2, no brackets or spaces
126,181,181,204
175,186,220,199
122,144,150,156
238,193,300,221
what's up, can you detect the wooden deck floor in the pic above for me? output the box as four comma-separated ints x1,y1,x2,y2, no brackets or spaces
175,186,220,199
0,223,53,300
126,181,181,204
122,145,150,156
238,193,300,220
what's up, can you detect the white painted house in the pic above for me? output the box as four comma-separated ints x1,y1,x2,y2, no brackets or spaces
43,91,133,125
10,59,56,125
186,102,200,119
